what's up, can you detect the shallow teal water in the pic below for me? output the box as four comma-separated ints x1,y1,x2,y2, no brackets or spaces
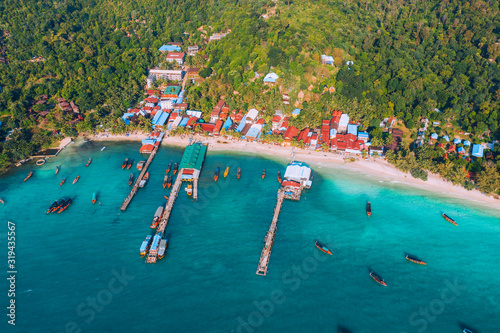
1,140,499,333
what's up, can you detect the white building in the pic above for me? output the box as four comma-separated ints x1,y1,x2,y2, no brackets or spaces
338,114,350,133
147,68,184,88
284,162,312,188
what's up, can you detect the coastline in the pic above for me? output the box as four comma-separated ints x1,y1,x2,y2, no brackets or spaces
89,133,500,211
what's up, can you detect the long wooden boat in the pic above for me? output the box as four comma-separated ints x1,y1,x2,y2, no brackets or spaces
406,255,427,265
315,241,333,255
163,175,168,189
366,201,372,217
85,158,92,167
214,167,220,182
59,178,66,186
164,195,169,200
237,167,241,179
370,271,387,286
58,198,72,213
262,169,266,179
127,159,133,169
173,163,178,175
0,198,4,204
46,201,57,214
140,235,153,257
277,171,282,184
53,199,66,212
122,158,128,169
92,193,97,204
167,175,172,188
55,166,59,175
442,213,458,226
72,175,80,184
23,171,33,182
166,163,172,174
128,173,134,186
224,166,229,178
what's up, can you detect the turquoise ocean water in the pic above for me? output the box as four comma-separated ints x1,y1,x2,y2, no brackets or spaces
1,140,499,333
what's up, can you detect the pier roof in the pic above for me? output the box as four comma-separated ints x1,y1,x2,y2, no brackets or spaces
179,143,207,170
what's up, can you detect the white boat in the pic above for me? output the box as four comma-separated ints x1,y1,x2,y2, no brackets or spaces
101,146,106,151
158,238,168,259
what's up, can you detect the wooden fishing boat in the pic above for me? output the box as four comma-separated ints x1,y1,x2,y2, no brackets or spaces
163,175,168,189
167,175,172,188
442,213,458,226
46,201,57,214
366,201,371,217
224,166,229,178
122,158,128,169
214,167,220,182
85,158,92,167
185,184,193,196
164,195,169,200
237,167,241,179
406,255,427,265
58,198,72,213
92,193,97,204
166,163,172,174
0,198,4,204
173,163,178,175
53,199,66,213
262,169,266,179
59,178,66,186
126,159,133,169
277,171,282,184
128,173,134,186
23,171,33,182
315,241,333,255
370,271,387,286
55,166,59,175
101,146,106,151
72,175,80,184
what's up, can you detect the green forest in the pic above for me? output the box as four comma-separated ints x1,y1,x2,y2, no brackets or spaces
0,0,499,192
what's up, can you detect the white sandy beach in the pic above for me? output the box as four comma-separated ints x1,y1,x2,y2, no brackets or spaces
90,133,500,211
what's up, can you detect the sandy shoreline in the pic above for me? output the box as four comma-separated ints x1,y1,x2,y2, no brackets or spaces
89,133,500,212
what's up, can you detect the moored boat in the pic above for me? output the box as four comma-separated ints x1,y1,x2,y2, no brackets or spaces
224,166,229,178
370,271,387,286
158,237,168,259
92,193,97,204
128,173,134,186
173,163,178,175
163,175,168,189
85,158,92,167
463,329,473,333
167,175,172,188
277,171,282,184
126,159,133,169
166,163,172,174
406,255,427,265
139,172,149,187
58,198,72,213
137,161,145,170
53,199,66,212
315,241,333,255
122,158,129,169
366,201,372,217
0,198,4,204
185,184,193,196
164,195,169,200
442,213,458,226
140,235,153,257
55,166,59,175
262,169,266,179
237,167,241,179
150,206,164,229
23,171,33,182
214,167,220,182
59,178,66,186
46,201,58,214
72,175,80,184
101,146,106,151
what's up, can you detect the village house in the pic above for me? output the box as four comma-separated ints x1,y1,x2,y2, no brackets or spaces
187,45,199,56
147,68,184,88
186,67,200,79
263,72,279,85
321,54,334,65
159,45,181,53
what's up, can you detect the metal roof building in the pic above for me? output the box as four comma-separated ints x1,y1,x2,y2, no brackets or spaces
179,143,207,171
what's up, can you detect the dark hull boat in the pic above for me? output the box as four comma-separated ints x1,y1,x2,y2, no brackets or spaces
86,158,92,167
24,171,33,182
58,198,72,213
173,163,178,175
127,159,133,169
370,271,387,286
442,213,458,226
47,201,58,214
167,175,172,188
128,173,134,186
214,167,220,182
163,175,168,189
53,199,66,213
366,201,371,217
122,158,128,169
315,241,332,255
166,163,172,174
277,171,282,184
237,167,241,179
406,255,427,265
262,169,266,179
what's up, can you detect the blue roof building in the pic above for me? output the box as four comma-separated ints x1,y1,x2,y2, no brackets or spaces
431,133,438,140
292,108,301,117
347,124,358,136
358,132,369,140
236,119,246,132
122,113,135,125
223,118,233,130
179,117,189,127
263,72,279,84
457,147,465,154
157,112,169,126
159,45,181,52
152,111,163,125
442,135,449,142
463,140,471,146
471,144,484,158
453,138,461,144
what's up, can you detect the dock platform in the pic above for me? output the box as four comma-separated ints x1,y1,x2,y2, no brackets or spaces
256,189,285,276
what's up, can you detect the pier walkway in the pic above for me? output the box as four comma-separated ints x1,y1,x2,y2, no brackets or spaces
256,189,285,276
120,145,159,211
193,178,198,200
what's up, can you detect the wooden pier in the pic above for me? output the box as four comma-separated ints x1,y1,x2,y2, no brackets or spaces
193,178,198,200
120,145,159,211
256,189,285,276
